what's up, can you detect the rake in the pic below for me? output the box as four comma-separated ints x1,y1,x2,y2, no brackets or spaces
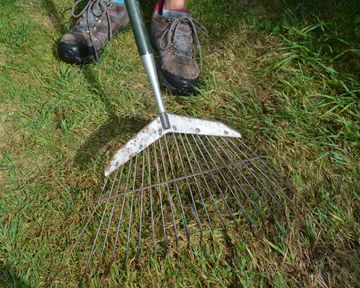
68,0,290,277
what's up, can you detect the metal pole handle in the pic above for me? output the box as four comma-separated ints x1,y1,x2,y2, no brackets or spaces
125,0,170,129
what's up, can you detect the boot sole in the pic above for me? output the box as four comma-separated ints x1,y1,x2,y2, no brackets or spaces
158,68,198,96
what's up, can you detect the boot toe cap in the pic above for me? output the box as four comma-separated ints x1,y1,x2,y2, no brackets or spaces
57,41,96,64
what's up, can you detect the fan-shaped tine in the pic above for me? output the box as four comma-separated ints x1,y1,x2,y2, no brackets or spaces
179,134,226,229
158,137,179,247
86,167,121,270
153,141,168,250
175,134,204,236
224,138,286,206
205,136,268,225
98,165,125,268
236,138,292,202
172,134,204,236
69,177,109,256
215,137,277,211
112,158,133,260
180,133,213,230
147,147,156,248
235,139,283,182
137,151,146,260
188,134,238,228
125,154,139,261
164,134,191,244
195,135,254,230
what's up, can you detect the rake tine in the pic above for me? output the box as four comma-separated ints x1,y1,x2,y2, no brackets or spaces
69,177,109,256
230,138,289,199
189,134,239,228
180,134,214,230
158,137,179,248
236,138,293,202
173,134,204,236
147,147,156,248
206,136,267,226
112,158,133,261
196,135,254,231
153,142,168,251
236,139,283,182
137,151,146,260
164,134,191,245
98,165,125,268
86,167,121,271
213,136,275,214
175,134,205,231
225,138,285,206
125,154,138,261
180,134,226,230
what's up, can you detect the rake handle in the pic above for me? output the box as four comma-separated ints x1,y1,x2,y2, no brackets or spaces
125,0,170,130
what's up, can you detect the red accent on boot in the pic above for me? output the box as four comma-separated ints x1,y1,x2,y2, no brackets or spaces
154,0,189,15
154,0,165,14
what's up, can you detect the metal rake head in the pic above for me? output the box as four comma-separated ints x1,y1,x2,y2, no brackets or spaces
68,114,290,277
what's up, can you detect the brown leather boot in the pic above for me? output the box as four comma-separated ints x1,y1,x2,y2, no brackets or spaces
58,0,129,64
151,0,204,95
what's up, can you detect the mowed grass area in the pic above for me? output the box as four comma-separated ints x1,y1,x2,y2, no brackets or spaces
1,0,359,286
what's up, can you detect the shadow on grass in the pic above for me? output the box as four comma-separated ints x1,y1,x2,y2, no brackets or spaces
42,0,68,34
73,114,147,170
41,0,70,62
74,66,148,170
0,264,32,288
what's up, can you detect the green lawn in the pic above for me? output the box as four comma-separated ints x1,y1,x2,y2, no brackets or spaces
1,0,359,287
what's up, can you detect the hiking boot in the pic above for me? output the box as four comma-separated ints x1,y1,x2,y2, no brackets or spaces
151,0,204,95
58,0,129,64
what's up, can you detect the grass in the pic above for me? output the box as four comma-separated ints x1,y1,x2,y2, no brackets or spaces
0,0,359,287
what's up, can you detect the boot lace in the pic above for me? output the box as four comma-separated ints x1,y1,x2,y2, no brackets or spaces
71,0,113,60
160,16,207,63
